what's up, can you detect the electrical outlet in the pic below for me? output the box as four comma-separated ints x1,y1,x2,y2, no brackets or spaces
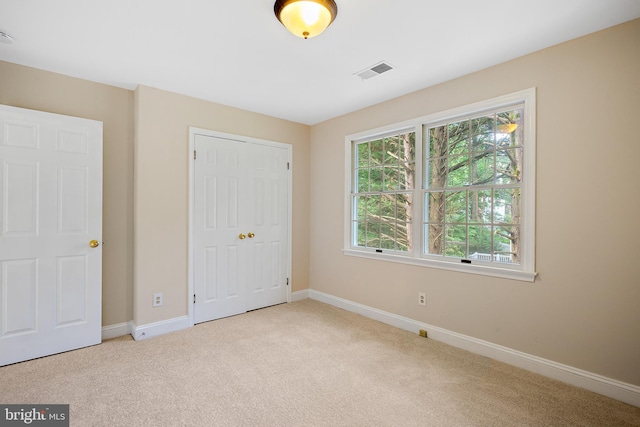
153,293,163,307
418,292,426,307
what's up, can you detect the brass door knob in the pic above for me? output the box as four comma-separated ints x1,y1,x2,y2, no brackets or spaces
247,232,255,238
239,233,246,240
89,240,100,248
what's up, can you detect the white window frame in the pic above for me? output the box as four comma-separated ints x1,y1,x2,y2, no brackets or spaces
344,88,537,282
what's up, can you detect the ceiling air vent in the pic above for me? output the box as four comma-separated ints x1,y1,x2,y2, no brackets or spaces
354,61,394,80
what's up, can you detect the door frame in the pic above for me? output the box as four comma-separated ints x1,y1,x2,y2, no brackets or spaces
187,127,292,327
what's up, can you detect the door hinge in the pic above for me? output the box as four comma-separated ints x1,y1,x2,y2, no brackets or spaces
286,278,289,286
194,150,197,160
193,294,196,303
287,162,290,170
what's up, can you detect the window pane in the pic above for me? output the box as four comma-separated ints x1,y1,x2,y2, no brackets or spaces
426,224,444,256
397,222,411,252
494,188,520,224
370,167,383,191
399,163,415,190
445,191,466,224
496,129,513,147
366,195,381,221
399,132,415,162
396,222,413,251
366,222,380,248
384,135,399,164
357,169,369,193
494,225,519,264
496,109,523,148
427,158,447,189
356,221,366,247
356,196,366,221
468,189,492,223
381,221,396,250
428,126,447,158
425,191,444,223
357,142,369,168
397,193,413,223
370,139,383,166
470,152,494,185
471,115,494,152
383,166,399,191
448,154,469,187
496,149,522,184
381,194,396,220
448,121,469,155
468,225,493,257
445,224,466,258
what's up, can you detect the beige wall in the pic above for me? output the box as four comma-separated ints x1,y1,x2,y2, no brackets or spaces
309,19,640,386
134,86,310,325
0,60,135,327
0,62,310,329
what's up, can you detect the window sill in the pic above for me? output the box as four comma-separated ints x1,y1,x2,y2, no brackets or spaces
343,249,537,282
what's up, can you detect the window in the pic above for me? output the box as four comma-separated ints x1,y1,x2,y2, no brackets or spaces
352,130,415,252
345,89,536,281
424,106,523,264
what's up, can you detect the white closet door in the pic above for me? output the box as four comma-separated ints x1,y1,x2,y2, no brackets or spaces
0,104,103,366
243,142,289,312
193,134,289,324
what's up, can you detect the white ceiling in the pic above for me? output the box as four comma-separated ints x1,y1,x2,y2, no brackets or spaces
1,0,640,125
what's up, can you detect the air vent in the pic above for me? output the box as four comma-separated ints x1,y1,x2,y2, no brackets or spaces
354,61,394,80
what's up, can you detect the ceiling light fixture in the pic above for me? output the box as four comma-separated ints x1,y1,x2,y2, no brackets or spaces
274,0,338,39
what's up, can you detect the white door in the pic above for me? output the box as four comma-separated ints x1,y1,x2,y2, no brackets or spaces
0,105,102,366
193,133,289,323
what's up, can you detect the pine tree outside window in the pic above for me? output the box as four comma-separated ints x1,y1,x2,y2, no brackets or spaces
352,131,415,252
424,107,524,265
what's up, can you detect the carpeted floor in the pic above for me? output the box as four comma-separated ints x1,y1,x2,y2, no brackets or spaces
1,299,639,426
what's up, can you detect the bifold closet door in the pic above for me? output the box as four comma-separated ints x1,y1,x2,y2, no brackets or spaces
193,134,288,324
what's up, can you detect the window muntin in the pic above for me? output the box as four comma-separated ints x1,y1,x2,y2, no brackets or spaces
352,131,415,252
424,106,524,265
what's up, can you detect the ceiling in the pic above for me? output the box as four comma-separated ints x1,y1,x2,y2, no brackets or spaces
1,0,639,125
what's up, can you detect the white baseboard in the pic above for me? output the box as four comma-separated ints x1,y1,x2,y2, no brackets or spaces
307,289,640,408
291,289,309,302
131,316,190,341
102,321,134,341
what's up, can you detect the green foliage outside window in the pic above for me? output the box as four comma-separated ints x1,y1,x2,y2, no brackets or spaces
351,107,524,265
425,108,523,264
354,132,415,252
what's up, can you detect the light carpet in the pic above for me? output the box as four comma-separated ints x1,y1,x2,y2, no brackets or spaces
1,299,639,426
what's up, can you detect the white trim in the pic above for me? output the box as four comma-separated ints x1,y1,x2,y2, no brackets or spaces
344,88,537,281
343,249,537,282
286,147,293,303
131,316,190,341
101,322,134,341
187,127,293,326
290,289,310,302
308,290,640,408
188,128,195,326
